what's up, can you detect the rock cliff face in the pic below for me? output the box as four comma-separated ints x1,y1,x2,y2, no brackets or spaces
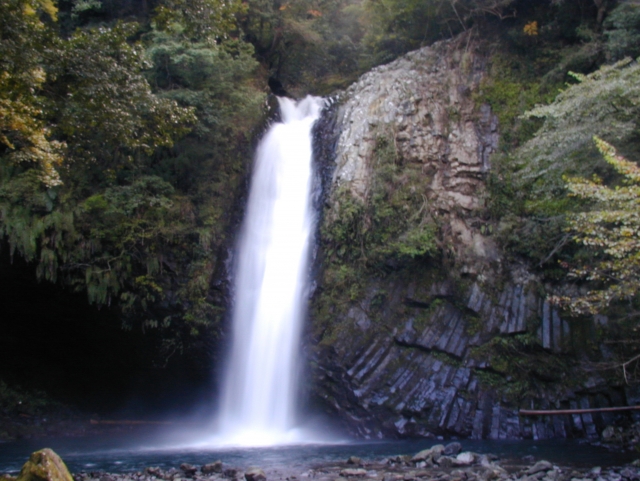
310,37,639,440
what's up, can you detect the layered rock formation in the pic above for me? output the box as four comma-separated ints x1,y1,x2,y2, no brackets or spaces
310,37,639,440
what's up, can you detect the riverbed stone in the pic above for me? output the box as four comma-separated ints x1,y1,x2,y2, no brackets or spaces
202,464,223,475
411,451,431,463
180,466,197,477
244,468,266,481
412,445,444,464
527,462,553,475
16,449,73,481
347,458,362,466
453,453,475,466
436,457,454,468
444,443,462,456
339,470,366,478
145,469,163,478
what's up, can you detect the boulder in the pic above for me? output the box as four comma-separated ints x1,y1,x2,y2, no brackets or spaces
346,457,362,466
443,443,462,456
244,468,266,481
145,468,164,478
453,452,475,466
179,465,197,477
412,445,444,463
16,449,73,481
202,462,223,475
526,461,553,475
411,450,431,463
436,457,454,468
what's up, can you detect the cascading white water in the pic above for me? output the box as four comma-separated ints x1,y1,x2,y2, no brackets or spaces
217,96,324,446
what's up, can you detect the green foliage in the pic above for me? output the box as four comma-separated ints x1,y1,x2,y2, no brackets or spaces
0,0,64,186
475,57,558,149
552,138,640,317
49,22,196,176
604,2,640,62
144,31,264,144
0,0,266,351
472,333,575,398
363,0,515,62
153,0,244,40
0,380,64,417
323,134,439,268
518,58,640,196
314,132,440,343
235,0,368,94
487,56,640,270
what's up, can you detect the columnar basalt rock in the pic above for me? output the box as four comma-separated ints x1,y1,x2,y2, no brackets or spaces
311,37,638,440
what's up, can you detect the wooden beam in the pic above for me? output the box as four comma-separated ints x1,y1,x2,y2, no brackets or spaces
519,406,640,416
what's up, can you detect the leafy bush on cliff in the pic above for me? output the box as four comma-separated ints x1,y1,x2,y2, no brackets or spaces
490,56,640,268
552,137,640,317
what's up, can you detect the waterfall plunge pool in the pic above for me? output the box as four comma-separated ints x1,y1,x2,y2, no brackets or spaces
0,430,635,473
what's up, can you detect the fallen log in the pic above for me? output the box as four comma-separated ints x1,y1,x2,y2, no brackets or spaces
519,406,640,416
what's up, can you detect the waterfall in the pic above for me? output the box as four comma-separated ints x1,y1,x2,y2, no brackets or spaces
217,96,325,446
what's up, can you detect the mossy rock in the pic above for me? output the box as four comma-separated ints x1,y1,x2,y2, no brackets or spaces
16,449,73,481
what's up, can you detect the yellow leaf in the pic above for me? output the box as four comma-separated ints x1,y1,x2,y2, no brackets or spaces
523,21,538,36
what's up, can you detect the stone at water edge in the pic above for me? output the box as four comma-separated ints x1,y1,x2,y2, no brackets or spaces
224,468,238,478
443,442,462,456
453,452,475,466
145,468,164,477
244,468,266,481
411,445,444,463
526,461,553,475
346,457,362,466
180,464,198,477
16,449,73,481
435,457,453,468
339,469,367,477
202,462,223,475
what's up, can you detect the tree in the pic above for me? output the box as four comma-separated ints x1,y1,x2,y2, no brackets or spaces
152,0,244,41
552,137,640,317
49,22,196,182
362,0,516,61
0,0,64,187
0,7,200,335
